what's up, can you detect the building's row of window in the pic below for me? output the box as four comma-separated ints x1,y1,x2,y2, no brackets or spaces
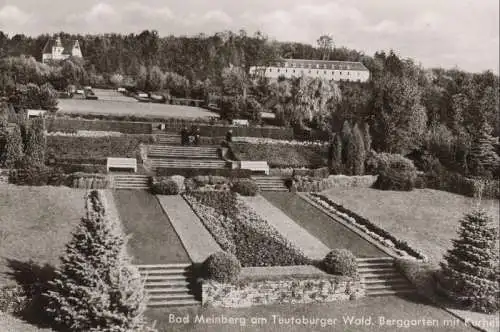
269,68,361,76
278,62,354,70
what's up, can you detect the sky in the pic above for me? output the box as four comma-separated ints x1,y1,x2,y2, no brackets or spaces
0,0,498,73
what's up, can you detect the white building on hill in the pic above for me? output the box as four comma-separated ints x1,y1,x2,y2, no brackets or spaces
42,36,83,64
249,58,370,82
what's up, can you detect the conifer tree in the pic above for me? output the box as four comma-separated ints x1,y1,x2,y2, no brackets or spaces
439,209,499,313
347,123,366,175
329,133,344,174
362,122,372,152
468,121,500,177
2,125,24,168
340,121,352,172
45,190,151,332
24,121,46,167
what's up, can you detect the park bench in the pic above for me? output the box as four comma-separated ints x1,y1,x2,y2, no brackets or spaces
106,157,137,173
232,119,249,127
240,161,269,175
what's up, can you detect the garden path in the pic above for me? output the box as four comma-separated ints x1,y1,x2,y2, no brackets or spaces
157,195,222,264
241,194,330,260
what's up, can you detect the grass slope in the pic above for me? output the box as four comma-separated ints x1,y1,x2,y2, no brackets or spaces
113,190,190,264
0,185,85,286
322,188,500,265
262,192,385,257
148,293,475,332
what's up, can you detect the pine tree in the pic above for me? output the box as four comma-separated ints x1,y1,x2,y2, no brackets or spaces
45,190,150,332
3,125,24,168
439,209,499,313
24,121,46,167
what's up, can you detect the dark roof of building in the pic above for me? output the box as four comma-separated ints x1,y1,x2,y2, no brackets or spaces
42,38,78,55
274,58,369,71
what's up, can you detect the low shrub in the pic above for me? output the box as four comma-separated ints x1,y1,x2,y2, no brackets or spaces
9,166,68,186
322,249,358,277
169,175,186,192
151,178,180,195
231,179,258,196
204,251,242,283
373,153,417,191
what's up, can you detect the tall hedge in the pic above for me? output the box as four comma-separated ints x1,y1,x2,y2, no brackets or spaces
45,191,150,331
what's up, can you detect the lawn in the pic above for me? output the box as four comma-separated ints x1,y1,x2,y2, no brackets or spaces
262,192,385,257
58,98,219,119
113,190,190,264
321,188,500,265
229,143,327,168
0,312,54,332
0,185,86,286
147,293,476,331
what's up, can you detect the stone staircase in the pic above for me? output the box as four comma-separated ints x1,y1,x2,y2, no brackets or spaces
357,257,415,296
112,174,150,189
137,263,200,307
156,134,182,145
148,145,219,159
252,176,289,192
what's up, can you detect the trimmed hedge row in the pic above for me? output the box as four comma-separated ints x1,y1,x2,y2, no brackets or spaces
310,193,426,260
156,167,251,178
185,191,309,267
229,142,327,168
290,175,378,192
44,118,153,134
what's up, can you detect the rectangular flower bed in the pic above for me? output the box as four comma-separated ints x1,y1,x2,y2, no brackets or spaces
184,191,309,267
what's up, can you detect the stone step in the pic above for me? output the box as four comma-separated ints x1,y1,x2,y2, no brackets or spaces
357,262,394,268
144,281,190,288
357,257,394,263
145,287,192,295
366,288,415,297
147,298,200,307
360,271,401,279
139,269,188,275
137,263,191,269
148,293,196,300
358,266,395,273
142,275,187,281
362,277,408,285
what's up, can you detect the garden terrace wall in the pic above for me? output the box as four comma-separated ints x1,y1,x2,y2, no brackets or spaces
47,135,153,165
202,266,363,307
43,118,153,134
229,143,327,168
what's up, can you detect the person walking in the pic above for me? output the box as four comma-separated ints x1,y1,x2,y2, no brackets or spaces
180,126,188,145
